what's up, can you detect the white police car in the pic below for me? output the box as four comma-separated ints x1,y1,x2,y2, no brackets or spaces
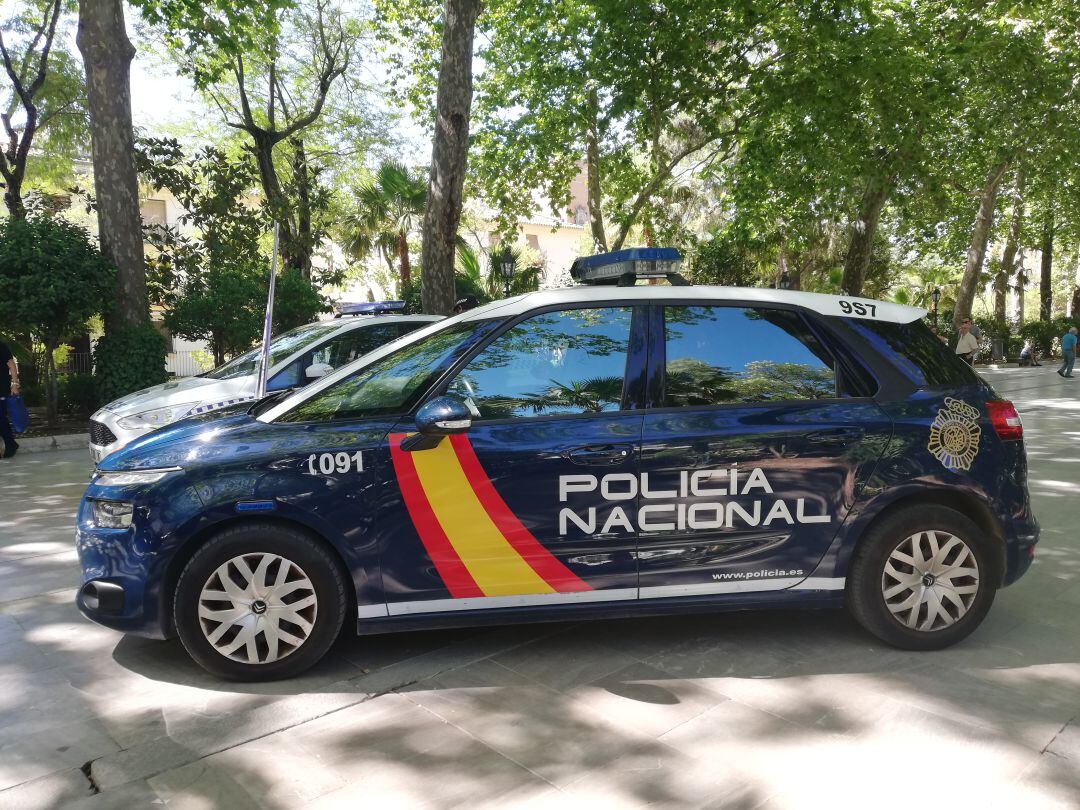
88,305,439,462
76,249,1037,680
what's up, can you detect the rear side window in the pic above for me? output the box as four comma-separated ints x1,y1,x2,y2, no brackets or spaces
845,319,981,388
663,306,837,406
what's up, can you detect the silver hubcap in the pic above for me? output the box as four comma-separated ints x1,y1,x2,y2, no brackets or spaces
198,553,318,664
881,530,980,632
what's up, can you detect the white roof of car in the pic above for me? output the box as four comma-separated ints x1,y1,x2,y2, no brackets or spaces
258,284,924,423
457,285,925,325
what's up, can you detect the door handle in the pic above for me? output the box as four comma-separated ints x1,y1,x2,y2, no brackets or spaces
565,444,632,465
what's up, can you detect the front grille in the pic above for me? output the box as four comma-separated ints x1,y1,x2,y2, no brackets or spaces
89,420,117,447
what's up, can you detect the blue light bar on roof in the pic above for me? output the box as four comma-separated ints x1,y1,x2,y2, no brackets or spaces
570,247,683,285
336,300,406,316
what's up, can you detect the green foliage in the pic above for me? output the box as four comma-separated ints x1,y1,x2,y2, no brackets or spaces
403,271,493,314
339,161,427,292
686,231,766,287
0,215,113,343
93,324,167,405
57,373,100,414
138,138,327,362
1020,317,1076,357
134,0,291,89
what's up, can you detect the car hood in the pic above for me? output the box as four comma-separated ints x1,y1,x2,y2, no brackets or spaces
95,406,266,471
94,375,256,419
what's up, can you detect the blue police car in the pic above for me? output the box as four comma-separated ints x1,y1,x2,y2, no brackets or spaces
76,249,1038,680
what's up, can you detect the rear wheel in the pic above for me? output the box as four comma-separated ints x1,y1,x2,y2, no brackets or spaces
174,523,346,680
847,505,1000,650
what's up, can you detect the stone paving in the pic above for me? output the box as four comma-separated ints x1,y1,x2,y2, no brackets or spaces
0,366,1078,809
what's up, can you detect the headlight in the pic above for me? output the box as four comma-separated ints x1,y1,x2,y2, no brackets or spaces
91,500,134,528
117,402,201,431
93,468,181,486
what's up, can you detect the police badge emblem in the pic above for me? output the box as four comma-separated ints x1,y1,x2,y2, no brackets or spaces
928,397,982,471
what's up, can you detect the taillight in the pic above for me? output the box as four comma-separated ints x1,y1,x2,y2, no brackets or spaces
986,400,1023,441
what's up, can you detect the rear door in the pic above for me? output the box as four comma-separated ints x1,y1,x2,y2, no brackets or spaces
635,303,891,600
380,304,648,615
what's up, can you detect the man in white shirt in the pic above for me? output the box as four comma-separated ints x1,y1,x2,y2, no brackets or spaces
955,318,979,365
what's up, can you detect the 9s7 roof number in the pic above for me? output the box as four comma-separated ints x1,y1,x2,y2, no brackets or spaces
838,299,876,318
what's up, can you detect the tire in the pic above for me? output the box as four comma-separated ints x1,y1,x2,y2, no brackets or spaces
846,505,1001,651
173,522,347,681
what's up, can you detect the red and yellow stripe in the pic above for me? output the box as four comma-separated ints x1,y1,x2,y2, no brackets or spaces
389,434,590,598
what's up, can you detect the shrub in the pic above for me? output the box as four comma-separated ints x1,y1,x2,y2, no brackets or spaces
58,374,101,415
94,324,167,405
1019,317,1074,356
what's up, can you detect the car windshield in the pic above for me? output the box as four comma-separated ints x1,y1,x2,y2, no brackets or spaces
276,321,498,423
202,322,342,381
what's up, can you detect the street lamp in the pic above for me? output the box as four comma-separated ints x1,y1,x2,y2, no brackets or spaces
500,249,516,297
931,287,941,328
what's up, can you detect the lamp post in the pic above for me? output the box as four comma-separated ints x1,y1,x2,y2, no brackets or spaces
931,287,941,328
500,249,516,297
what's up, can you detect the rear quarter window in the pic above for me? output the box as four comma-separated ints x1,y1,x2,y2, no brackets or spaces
844,319,982,388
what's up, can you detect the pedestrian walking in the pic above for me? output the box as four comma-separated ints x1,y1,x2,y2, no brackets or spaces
1058,327,1077,378
0,339,19,458
955,318,979,365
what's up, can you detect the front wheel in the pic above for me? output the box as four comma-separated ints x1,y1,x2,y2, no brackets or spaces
847,505,1001,650
174,523,347,680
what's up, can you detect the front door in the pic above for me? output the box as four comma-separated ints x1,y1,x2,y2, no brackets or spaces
635,304,891,600
381,305,647,615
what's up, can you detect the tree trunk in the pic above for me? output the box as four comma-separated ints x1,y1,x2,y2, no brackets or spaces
996,170,1025,329
421,0,481,316
1039,210,1053,321
44,339,57,427
76,0,148,329
952,161,1010,329
841,177,890,296
585,87,607,253
289,137,313,280
1072,254,1080,318
397,230,412,290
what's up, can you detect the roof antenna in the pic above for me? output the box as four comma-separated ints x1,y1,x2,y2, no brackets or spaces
255,220,280,399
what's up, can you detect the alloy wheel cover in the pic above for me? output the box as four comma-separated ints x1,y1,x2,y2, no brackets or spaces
881,530,980,632
197,552,318,664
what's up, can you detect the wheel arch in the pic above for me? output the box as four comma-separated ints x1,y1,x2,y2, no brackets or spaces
159,515,356,637
840,487,1007,585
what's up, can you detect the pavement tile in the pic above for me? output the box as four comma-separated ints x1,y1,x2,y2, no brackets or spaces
566,660,731,738
0,717,120,791
403,658,665,788
0,768,93,810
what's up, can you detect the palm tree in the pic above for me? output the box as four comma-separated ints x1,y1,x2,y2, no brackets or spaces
341,162,427,292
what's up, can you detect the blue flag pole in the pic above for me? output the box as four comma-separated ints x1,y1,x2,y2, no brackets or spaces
255,221,280,398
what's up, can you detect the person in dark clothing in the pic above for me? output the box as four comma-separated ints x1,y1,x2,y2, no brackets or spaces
0,340,19,458
453,295,479,314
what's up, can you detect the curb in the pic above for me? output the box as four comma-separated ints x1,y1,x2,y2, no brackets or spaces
6,433,89,454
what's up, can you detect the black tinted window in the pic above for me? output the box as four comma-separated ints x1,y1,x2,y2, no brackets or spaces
278,323,492,423
845,319,981,388
664,306,836,406
447,307,633,420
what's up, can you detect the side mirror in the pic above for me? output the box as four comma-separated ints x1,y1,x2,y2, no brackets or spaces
305,362,333,379
415,396,473,436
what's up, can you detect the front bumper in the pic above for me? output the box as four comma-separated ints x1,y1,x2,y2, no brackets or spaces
88,409,148,463
75,506,172,639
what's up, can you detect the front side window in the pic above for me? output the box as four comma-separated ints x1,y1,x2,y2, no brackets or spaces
277,323,493,423
446,307,633,420
663,306,836,406
203,322,341,381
